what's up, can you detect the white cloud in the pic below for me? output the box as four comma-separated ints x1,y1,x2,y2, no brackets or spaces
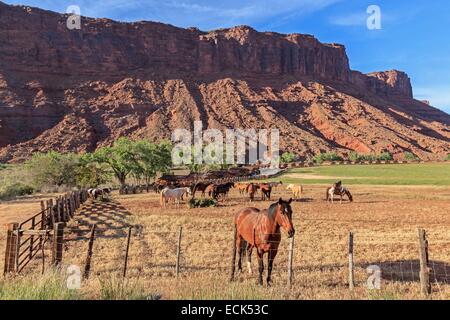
62,0,343,30
329,12,367,26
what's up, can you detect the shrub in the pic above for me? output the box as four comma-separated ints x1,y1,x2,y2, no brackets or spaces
188,198,218,208
312,152,343,164
280,152,297,164
445,154,450,161
348,152,393,162
0,183,34,200
404,152,419,161
378,152,393,161
25,151,80,189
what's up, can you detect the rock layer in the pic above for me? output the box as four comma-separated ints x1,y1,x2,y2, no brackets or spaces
0,2,449,162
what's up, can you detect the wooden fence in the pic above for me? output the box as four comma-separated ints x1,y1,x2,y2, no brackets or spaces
3,190,89,275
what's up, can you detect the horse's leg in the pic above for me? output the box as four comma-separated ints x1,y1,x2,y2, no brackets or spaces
267,247,278,286
247,245,253,274
340,193,343,204
237,236,243,273
257,249,264,286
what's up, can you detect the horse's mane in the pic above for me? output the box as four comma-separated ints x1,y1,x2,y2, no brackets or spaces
268,203,278,218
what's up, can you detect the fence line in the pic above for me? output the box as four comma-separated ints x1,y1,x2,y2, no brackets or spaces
3,189,89,276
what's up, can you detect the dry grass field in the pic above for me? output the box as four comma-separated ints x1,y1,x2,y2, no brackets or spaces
2,182,449,300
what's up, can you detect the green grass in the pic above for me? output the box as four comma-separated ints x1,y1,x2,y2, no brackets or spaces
272,163,450,186
0,271,83,300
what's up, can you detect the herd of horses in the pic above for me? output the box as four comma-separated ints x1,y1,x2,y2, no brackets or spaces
158,179,353,208
89,180,353,286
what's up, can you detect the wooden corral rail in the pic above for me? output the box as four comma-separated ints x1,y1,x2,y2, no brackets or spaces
3,190,89,275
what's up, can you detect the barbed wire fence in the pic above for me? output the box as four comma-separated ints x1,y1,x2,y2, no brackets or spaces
2,180,449,299
46,218,450,298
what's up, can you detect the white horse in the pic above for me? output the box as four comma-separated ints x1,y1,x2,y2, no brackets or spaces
327,185,353,204
160,187,192,208
286,184,303,201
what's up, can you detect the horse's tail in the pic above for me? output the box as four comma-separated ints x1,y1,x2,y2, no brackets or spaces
230,224,237,282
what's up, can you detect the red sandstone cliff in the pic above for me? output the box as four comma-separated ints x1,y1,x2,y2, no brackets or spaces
0,2,449,162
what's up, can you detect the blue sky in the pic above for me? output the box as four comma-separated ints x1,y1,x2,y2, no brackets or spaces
4,0,450,113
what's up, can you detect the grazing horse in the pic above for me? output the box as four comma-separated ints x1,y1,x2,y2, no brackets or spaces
286,184,303,201
160,187,192,208
192,182,213,198
246,183,260,201
88,188,110,200
204,184,216,198
230,198,295,286
268,181,283,188
235,183,249,195
259,183,272,201
212,182,235,201
326,182,353,204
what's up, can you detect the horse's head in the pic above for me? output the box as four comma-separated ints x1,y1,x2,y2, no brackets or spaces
185,187,192,196
273,198,295,238
346,190,353,202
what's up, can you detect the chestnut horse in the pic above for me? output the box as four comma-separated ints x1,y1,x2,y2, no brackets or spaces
192,182,212,198
259,183,272,201
246,183,260,201
230,198,295,286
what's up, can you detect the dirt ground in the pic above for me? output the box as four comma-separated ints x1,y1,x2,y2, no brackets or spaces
1,185,449,300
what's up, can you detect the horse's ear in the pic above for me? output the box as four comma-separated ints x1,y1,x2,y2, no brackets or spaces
278,198,283,204
288,198,293,204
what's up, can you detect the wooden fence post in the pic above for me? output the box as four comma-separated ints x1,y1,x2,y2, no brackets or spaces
47,199,55,227
122,226,133,278
287,235,295,288
348,232,355,290
56,197,62,223
52,222,65,267
418,228,431,296
83,224,97,279
176,226,183,277
3,223,19,275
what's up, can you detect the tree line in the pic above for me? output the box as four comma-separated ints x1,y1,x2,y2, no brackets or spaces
25,138,173,193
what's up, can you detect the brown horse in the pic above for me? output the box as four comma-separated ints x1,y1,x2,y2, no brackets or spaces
230,198,295,286
246,183,260,201
192,182,212,198
235,183,249,195
259,183,272,201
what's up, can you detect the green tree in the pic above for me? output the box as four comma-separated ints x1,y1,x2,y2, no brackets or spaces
404,152,419,161
75,153,112,188
280,152,296,164
378,152,393,161
93,137,139,193
313,152,343,164
26,151,80,188
134,140,172,189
